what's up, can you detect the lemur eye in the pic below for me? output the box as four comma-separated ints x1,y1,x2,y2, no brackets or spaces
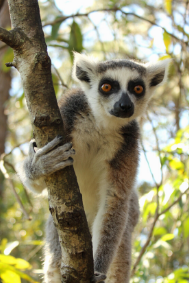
101,84,112,92
134,85,143,94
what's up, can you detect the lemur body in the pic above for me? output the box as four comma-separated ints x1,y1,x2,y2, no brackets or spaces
17,53,170,283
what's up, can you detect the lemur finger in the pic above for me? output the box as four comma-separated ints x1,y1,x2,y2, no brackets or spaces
91,272,106,283
36,136,69,157
45,148,75,163
45,158,74,175
28,139,37,157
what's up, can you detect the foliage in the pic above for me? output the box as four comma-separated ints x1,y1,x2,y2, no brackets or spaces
0,240,40,283
0,0,189,282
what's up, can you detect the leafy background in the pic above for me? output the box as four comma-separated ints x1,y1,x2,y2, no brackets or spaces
0,0,189,282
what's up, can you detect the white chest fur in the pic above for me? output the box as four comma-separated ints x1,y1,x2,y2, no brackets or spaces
71,114,124,230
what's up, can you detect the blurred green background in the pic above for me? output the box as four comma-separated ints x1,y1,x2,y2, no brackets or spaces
0,0,189,282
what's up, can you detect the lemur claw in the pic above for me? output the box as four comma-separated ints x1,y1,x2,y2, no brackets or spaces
91,271,106,283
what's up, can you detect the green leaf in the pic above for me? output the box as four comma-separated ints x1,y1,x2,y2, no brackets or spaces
161,233,174,242
0,254,31,270
23,240,44,246
0,269,21,283
0,239,8,253
163,31,171,53
68,20,83,62
0,254,18,265
18,93,25,108
159,55,171,61
14,258,31,270
0,262,38,283
144,202,157,220
153,227,167,236
1,48,14,72
52,73,59,96
176,25,189,39
183,217,189,238
169,158,184,170
164,0,172,14
51,21,62,40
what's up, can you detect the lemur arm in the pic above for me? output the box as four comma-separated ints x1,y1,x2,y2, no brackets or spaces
93,128,139,275
17,136,75,194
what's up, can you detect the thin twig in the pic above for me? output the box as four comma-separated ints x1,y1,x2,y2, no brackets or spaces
52,64,68,88
0,27,14,47
131,211,159,277
2,145,33,208
0,159,32,220
43,8,187,45
160,187,189,215
146,112,163,211
25,243,44,261
140,137,159,188
87,16,107,60
131,186,189,276
3,139,30,158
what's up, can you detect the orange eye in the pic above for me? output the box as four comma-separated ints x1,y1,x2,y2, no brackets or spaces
101,84,112,92
134,85,143,94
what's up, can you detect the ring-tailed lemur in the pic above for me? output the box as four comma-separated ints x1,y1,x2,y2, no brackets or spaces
17,53,170,283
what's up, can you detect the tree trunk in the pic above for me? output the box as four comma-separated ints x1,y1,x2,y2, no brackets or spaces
0,1,94,282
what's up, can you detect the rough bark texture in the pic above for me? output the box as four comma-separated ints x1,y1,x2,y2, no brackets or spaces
0,0,11,198
0,0,94,282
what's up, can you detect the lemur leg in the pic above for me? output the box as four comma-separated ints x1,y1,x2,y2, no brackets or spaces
92,189,131,276
44,215,61,283
106,190,140,283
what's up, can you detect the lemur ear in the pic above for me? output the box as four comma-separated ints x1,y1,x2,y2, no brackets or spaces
146,59,171,88
72,52,98,88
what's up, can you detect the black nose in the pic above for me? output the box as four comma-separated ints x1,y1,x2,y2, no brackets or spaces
120,102,132,111
110,93,134,118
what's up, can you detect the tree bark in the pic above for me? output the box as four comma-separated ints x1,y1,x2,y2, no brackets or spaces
0,1,94,282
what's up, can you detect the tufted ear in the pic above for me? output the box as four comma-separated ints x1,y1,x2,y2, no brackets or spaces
72,52,98,89
146,59,171,88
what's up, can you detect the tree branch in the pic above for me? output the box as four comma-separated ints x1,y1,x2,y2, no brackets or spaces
0,27,13,46
43,8,187,45
131,211,159,277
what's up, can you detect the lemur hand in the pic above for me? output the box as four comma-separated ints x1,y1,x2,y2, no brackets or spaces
26,136,75,180
91,272,106,283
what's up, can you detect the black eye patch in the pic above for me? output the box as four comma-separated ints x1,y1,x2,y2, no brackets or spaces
98,78,120,97
127,79,145,98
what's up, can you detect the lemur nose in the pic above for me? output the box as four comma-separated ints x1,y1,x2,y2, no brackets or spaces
120,103,132,111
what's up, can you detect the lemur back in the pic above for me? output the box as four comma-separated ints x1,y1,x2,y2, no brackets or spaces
17,53,170,283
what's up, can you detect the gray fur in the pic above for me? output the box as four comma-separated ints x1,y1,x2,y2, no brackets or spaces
97,60,146,75
17,53,170,283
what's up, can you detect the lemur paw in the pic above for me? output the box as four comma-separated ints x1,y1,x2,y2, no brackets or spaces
91,271,106,283
27,136,75,179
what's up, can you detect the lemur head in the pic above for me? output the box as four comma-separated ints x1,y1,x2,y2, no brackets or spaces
72,52,170,127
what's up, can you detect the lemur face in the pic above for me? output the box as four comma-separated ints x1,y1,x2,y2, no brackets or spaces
73,53,170,125
97,65,146,119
